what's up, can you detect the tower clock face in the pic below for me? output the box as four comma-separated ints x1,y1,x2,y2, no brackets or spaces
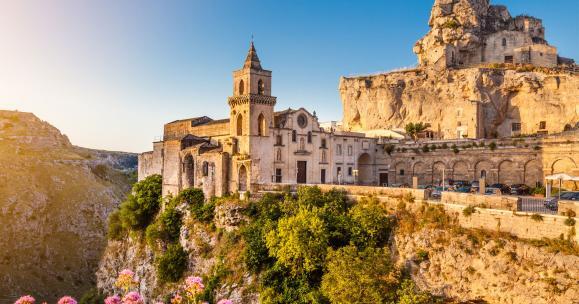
297,114,308,128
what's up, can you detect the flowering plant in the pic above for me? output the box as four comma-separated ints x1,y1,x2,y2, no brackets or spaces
122,291,144,304
14,295,35,304
56,296,77,304
104,295,122,304
216,300,233,304
115,269,138,293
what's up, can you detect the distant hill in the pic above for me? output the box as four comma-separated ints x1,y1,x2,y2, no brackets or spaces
0,110,136,303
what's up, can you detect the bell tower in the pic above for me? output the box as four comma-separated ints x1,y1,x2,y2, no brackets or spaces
228,41,276,154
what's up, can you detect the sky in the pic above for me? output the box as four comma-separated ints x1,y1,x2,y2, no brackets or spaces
0,0,578,152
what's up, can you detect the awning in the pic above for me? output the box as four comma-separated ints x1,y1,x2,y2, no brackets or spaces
545,173,579,181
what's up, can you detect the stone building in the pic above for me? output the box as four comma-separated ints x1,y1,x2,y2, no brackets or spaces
413,0,571,69
139,43,377,197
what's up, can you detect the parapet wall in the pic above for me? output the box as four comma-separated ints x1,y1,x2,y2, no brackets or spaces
441,192,518,211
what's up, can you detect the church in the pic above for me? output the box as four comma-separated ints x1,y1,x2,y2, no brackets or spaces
138,42,377,197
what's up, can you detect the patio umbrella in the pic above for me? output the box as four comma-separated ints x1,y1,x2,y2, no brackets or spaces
545,173,579,199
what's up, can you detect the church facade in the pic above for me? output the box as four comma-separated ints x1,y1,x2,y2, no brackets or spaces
138,43,378,197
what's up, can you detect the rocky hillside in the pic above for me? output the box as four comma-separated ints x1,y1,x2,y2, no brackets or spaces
0,110,136,303
340,67,578,138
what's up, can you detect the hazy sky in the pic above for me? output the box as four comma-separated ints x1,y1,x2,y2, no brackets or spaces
1,0,578,152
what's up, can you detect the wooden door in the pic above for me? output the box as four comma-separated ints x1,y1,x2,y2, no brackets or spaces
321,169,326,184
379,173,388,187
297,161,307,184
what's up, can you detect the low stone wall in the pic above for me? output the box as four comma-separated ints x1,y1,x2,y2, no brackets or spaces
441,203,578,243
558,200,579,217
255,183,428,201
441,191,519,211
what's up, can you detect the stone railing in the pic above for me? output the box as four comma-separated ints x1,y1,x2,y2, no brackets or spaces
440,191,519,211
254,183,428,201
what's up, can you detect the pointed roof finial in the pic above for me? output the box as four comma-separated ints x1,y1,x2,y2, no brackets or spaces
243,37,262,70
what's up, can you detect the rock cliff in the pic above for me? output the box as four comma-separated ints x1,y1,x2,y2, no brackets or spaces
394,227,579,303
0,110,136,303
340,67,579,138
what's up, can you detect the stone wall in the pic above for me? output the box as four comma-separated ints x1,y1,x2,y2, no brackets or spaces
558,200,579,217
441,191,518,211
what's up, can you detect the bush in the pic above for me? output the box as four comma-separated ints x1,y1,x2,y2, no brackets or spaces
157,243,188,283
414,249,429,263
441,143,448,149
118,174,163,230
107,210,125,240
384,144,395,155
463,205,476,217
242,221,273,272
145,206,183,246
489,142,497,151
321,246,399,304
79,288,105,304
176,188,216,223
421,145,430,153
531,213,543,222
348,202,392,249
396,279,438,304
260,262,323,304
441,19,460,29
564,217,576,226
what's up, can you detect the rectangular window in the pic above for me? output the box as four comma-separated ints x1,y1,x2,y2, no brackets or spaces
275,168,282,183
276,135,282,145
321,138,327,149
511,123,521,132
504,56,513,63
539,121,546,129
399,169,405,176
348,167,353,176
337,144,342,156
292,130,297,142
347,145,353,156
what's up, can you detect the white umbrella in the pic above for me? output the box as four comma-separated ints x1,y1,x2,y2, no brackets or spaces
545,173,579,199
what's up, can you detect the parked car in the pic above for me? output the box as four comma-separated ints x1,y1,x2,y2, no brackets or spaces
560,191,579,201
490,183,511,194
455,186,471,193
543,192,579,211
510,184,531,196
431,187,443,199
469,180,488,193
451,180,470,187
484,187,501,195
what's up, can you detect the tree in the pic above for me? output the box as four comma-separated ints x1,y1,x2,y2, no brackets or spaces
321,246,399,304
265,207,329,274
119,174,162,230
405,122,427,142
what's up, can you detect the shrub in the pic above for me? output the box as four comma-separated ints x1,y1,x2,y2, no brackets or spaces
242,221,272,272
463,205,476,217
321,246,399,304
441,19,460,29
118,174,163,230
157,243,188,283
107,210,125,240
421,145,430,153
177,188,205,207
348,202,392,249
79,288,105,304
384,144,395,155
414,249,429,263
531,213,543,222
430,144,437,151
396,279,438,304
489,142,497,151
441,143,448,149
564,209,576,218
177,188,216,223
145,206,183,246
564,217,576,226
260,262,323,304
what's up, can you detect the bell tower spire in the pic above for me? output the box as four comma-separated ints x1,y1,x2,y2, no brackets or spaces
243,40,263,70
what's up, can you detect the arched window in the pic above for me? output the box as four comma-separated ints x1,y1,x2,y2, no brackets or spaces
239,79,244,95
307,131,312,143
299,138,305,150
236,114,243,136
257,113,266,136
502,38,507,47
258,79,265,95
276,149,282,161
292,130,297,142
202,161,209,176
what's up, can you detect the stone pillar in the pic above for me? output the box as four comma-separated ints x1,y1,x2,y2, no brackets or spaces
479,178,486,195
546,182,552,199
412,176,418,189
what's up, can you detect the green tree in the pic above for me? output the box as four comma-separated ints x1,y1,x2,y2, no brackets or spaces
321,246,399,304
405,122,427,142
397,279,438,304
348,199,392,249
119,174,163,230
157,243,188,283
266,207,329,274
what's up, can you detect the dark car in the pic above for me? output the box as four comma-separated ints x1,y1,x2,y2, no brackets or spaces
543,192,579,211
455,186,471,193
452,180,471,187
490,183,511,194
510,184,531,195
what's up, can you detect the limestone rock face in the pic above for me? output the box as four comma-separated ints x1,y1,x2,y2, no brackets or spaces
0,110,136,303
339,68,579,138
393,228,579,303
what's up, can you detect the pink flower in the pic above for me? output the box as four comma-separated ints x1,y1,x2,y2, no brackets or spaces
122,292,143,304
57,297,77,304
120,269,135,276
183,276,204,296
217,300,233,304
14,296,35,304
104,295,121,304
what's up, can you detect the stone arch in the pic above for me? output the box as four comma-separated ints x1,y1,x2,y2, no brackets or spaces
551,157,577,174
475,160,495,184
257,113,266,136
236,114,243,136
395,161,409,185
432,161,446,186
238,165,248,192
182,154,194,188
357,153,373,185
412,162,427,186
452,160,469,181
498,160,518,185
524,159,542,187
